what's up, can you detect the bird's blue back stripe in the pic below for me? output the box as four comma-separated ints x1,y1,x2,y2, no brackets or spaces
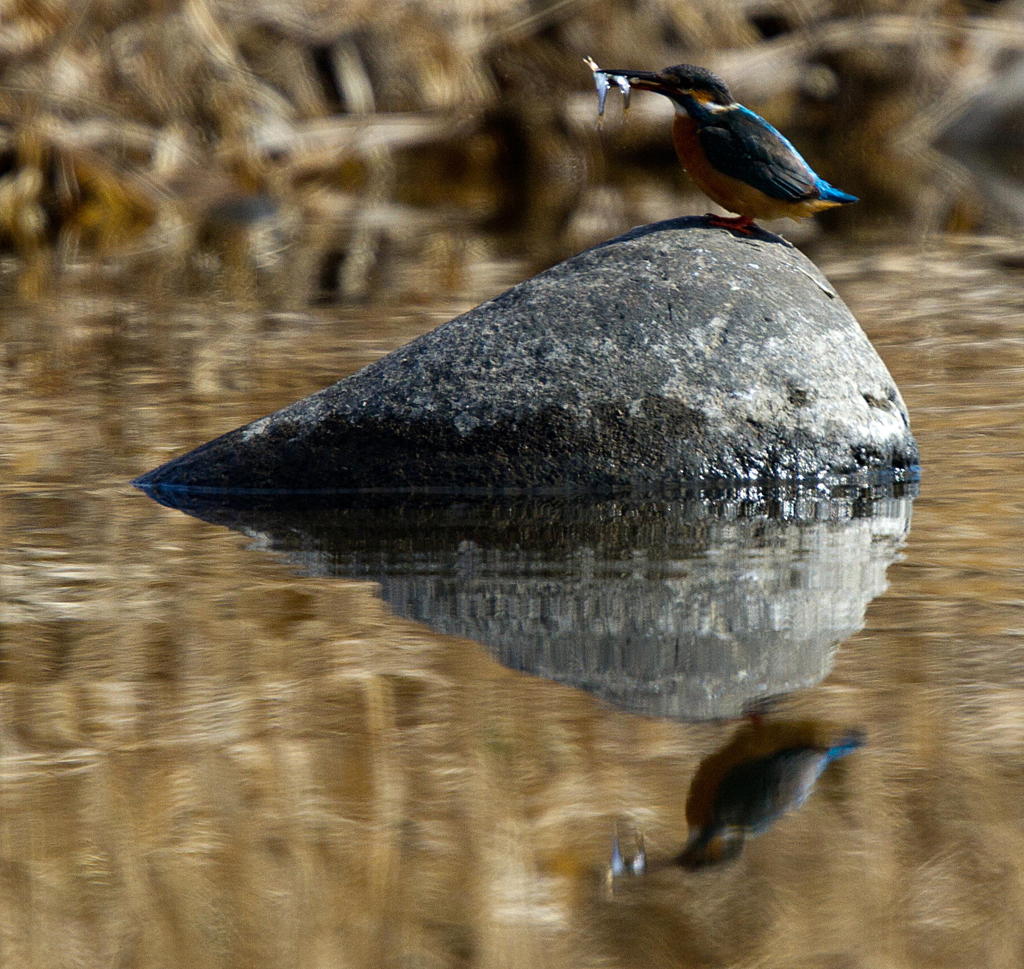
733,104,806,163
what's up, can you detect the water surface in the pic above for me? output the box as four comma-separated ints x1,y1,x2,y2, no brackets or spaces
2,237,1023,968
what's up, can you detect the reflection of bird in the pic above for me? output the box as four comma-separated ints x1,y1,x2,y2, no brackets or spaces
586,59,858,232
677,725,864,868
608,721,864,881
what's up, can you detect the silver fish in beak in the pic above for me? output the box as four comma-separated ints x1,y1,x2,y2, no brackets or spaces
583,56,632,116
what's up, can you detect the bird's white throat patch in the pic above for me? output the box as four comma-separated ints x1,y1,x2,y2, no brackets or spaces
673,100,738,116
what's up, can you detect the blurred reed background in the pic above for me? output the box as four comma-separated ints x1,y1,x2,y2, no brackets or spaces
2,0,1023,300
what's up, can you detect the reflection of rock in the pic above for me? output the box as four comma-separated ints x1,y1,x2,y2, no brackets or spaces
135,218,917,492
144,481,914,720
366,498,909,720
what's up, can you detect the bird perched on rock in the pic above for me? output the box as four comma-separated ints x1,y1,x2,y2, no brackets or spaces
585,58,858,232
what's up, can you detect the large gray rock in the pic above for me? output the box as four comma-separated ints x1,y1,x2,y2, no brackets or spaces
135,218,917,492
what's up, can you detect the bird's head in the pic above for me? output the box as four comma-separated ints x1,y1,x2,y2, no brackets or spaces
598,64,735,113
675,825,745,869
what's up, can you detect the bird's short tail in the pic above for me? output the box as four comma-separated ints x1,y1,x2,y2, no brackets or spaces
815,180,859,204
824,729,866,763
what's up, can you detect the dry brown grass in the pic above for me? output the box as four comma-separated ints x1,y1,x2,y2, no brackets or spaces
1,0,1022,297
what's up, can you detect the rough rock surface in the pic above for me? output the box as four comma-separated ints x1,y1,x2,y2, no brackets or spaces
135,217,918,493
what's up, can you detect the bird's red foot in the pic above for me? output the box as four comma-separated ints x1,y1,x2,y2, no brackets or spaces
705,214,757,235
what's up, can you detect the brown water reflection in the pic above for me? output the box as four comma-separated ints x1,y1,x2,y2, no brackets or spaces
2,237,1024,968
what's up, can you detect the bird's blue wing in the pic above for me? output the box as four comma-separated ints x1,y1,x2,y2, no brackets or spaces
698,105,818,202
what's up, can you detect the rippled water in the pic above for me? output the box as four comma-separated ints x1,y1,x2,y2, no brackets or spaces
2,236,1023,968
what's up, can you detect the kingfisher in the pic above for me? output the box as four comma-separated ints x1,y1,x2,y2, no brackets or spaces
585,58,858,232
675,727,864,868
609,721,864,879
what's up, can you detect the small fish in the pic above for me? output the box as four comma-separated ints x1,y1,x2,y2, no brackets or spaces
583,56,631,117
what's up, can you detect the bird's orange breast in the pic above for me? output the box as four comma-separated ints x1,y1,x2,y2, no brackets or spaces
671,115,840,221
